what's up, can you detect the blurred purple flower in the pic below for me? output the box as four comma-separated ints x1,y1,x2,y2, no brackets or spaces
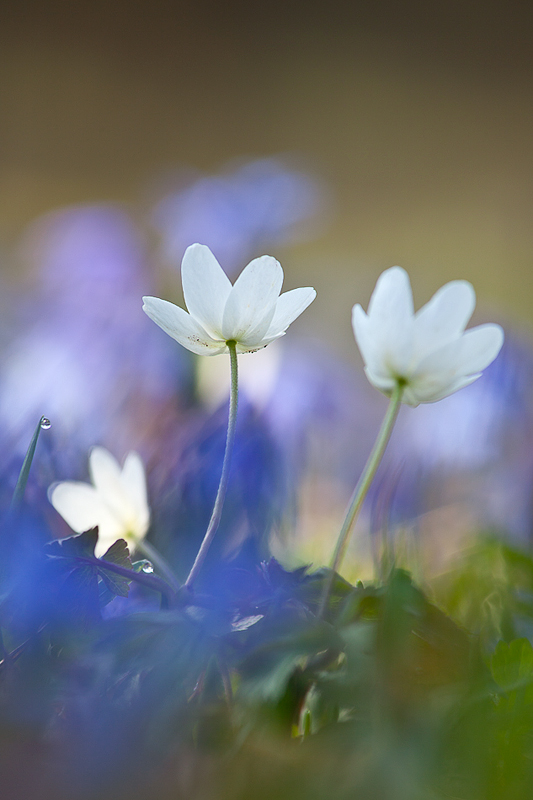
265,340,377,480
0,205,184,470
374,334,533,538
227,330,533,549
151,158,329,275
197,337,376,489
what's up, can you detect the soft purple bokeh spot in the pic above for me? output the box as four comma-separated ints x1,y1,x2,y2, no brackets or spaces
152,158,329,274
379,334,533,537
0,205,184,461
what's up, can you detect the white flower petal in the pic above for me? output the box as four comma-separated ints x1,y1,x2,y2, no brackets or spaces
396,384,421,407
144,245,315,356
419,374,481,404
363,366,397,395
88,447,136,531
49,482,123,541
121,452,150,536
353,265,504,406
400,373,478,406
362,269,417,376
49,447,152,557
236,331,286,353
413,280,475,358
142,297,227,356
89,446,122,488
221,255,283,341
367,267,414,334
454,323,505,375
353,304,409,377
415,323,504,383
266,287,317,338
181,244,232,337
352,305,381,372
236,302,278,347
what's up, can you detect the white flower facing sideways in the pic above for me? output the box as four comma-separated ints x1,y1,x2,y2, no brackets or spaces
142,243,315,588
352,267,504,406
319,267,504,616
48,447,150,558
142,243,316,355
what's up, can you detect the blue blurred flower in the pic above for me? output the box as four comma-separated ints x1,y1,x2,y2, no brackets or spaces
371,333,533,539
151,157,329,275
150,396,287,584
0,205,184,470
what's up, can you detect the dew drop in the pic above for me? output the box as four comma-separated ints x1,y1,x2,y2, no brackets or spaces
141,561,154,574
40,417,51,430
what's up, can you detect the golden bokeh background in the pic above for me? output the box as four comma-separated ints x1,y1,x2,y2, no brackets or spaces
1,0,532,348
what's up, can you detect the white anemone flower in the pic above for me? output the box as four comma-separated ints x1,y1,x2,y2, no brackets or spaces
352,267,504,407
48,447,150,557
142,243,316,355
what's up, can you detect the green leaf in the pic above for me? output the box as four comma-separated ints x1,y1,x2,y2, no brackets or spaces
491,638,533,691
300,567,356,618
47,530,133,601
46,528,99,559
98,539,132,598
10,416,49,510
238,619,342,703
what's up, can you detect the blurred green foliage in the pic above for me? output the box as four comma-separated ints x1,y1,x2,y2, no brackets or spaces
2,531,533,799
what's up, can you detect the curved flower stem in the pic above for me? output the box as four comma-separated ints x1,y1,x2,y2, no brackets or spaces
318,382,404,618
185,341,239,590
135,538,180,591
63,555,177,604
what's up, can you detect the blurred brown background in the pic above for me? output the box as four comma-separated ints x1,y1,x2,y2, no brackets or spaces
1,0,533,345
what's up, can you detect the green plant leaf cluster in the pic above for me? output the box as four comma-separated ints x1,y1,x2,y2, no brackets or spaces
2,530,533,799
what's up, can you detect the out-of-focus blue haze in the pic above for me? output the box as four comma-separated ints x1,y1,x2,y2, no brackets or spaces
1,206,181,450
152,157,328,276
0,157,530,580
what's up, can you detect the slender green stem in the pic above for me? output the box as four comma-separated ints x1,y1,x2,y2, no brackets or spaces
217,655,234,705
135,538,180,591
51,554,177,604
318,383,404,618
11,416,50,511
185,341,239,589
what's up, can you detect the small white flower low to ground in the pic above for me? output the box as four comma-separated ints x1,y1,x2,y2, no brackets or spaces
352,267,504,406
48,447,150,557
142,243,316,355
